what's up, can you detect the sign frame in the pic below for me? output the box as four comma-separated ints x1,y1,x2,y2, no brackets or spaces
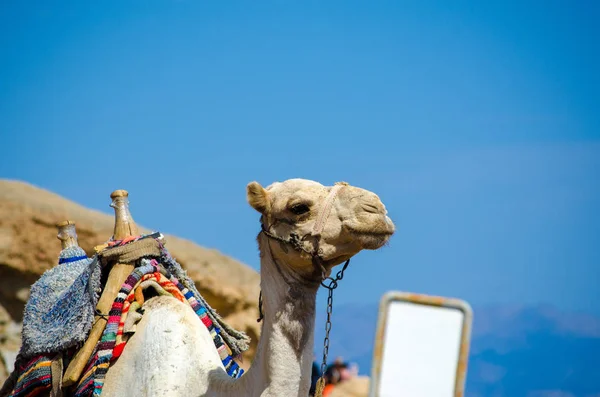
368,291,473,397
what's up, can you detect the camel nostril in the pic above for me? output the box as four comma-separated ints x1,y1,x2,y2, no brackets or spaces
361,202,382,214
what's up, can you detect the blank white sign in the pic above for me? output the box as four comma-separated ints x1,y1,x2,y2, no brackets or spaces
370,292,472,397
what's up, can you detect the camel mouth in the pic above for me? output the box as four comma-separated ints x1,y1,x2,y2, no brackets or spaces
357,231,393,250
344,214,395,250
345,217,395,250
344,228,393,250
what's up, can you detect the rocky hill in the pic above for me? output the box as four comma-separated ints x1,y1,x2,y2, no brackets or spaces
0,179,262,383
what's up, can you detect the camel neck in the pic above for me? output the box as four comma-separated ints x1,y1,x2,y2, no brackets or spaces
216,234,319,397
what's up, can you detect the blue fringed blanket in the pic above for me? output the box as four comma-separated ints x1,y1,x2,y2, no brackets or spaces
19,246,102,358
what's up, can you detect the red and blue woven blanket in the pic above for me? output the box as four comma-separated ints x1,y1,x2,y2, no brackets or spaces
7,355,53,397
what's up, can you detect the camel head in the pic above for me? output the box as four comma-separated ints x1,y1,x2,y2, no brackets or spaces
247,178,395,278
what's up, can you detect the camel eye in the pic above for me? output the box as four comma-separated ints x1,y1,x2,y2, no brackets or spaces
290,203,310,215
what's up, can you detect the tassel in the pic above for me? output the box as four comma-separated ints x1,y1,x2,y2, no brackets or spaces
314,376,326,397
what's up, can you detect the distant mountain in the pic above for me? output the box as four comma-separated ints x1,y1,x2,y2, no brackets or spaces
314,302,600,397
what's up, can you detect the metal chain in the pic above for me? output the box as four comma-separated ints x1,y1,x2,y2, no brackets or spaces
319,285,335,378
256,290,264,323
317,259,351,392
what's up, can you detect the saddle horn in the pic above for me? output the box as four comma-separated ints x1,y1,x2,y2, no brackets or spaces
110,190,139,240
63,190,140,387
56,220,79,250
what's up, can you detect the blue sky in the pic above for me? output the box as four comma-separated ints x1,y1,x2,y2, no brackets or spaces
1,1,598,315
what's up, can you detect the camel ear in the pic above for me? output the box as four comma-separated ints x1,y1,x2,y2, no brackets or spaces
247,181,270,214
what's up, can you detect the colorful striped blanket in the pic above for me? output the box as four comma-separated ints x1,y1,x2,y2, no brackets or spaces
6,355,53,397
74,259,244,396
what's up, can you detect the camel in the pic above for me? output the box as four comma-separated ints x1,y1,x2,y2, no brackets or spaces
101,178,395,397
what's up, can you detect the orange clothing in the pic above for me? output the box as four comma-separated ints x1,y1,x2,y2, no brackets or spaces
323,384,335,396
